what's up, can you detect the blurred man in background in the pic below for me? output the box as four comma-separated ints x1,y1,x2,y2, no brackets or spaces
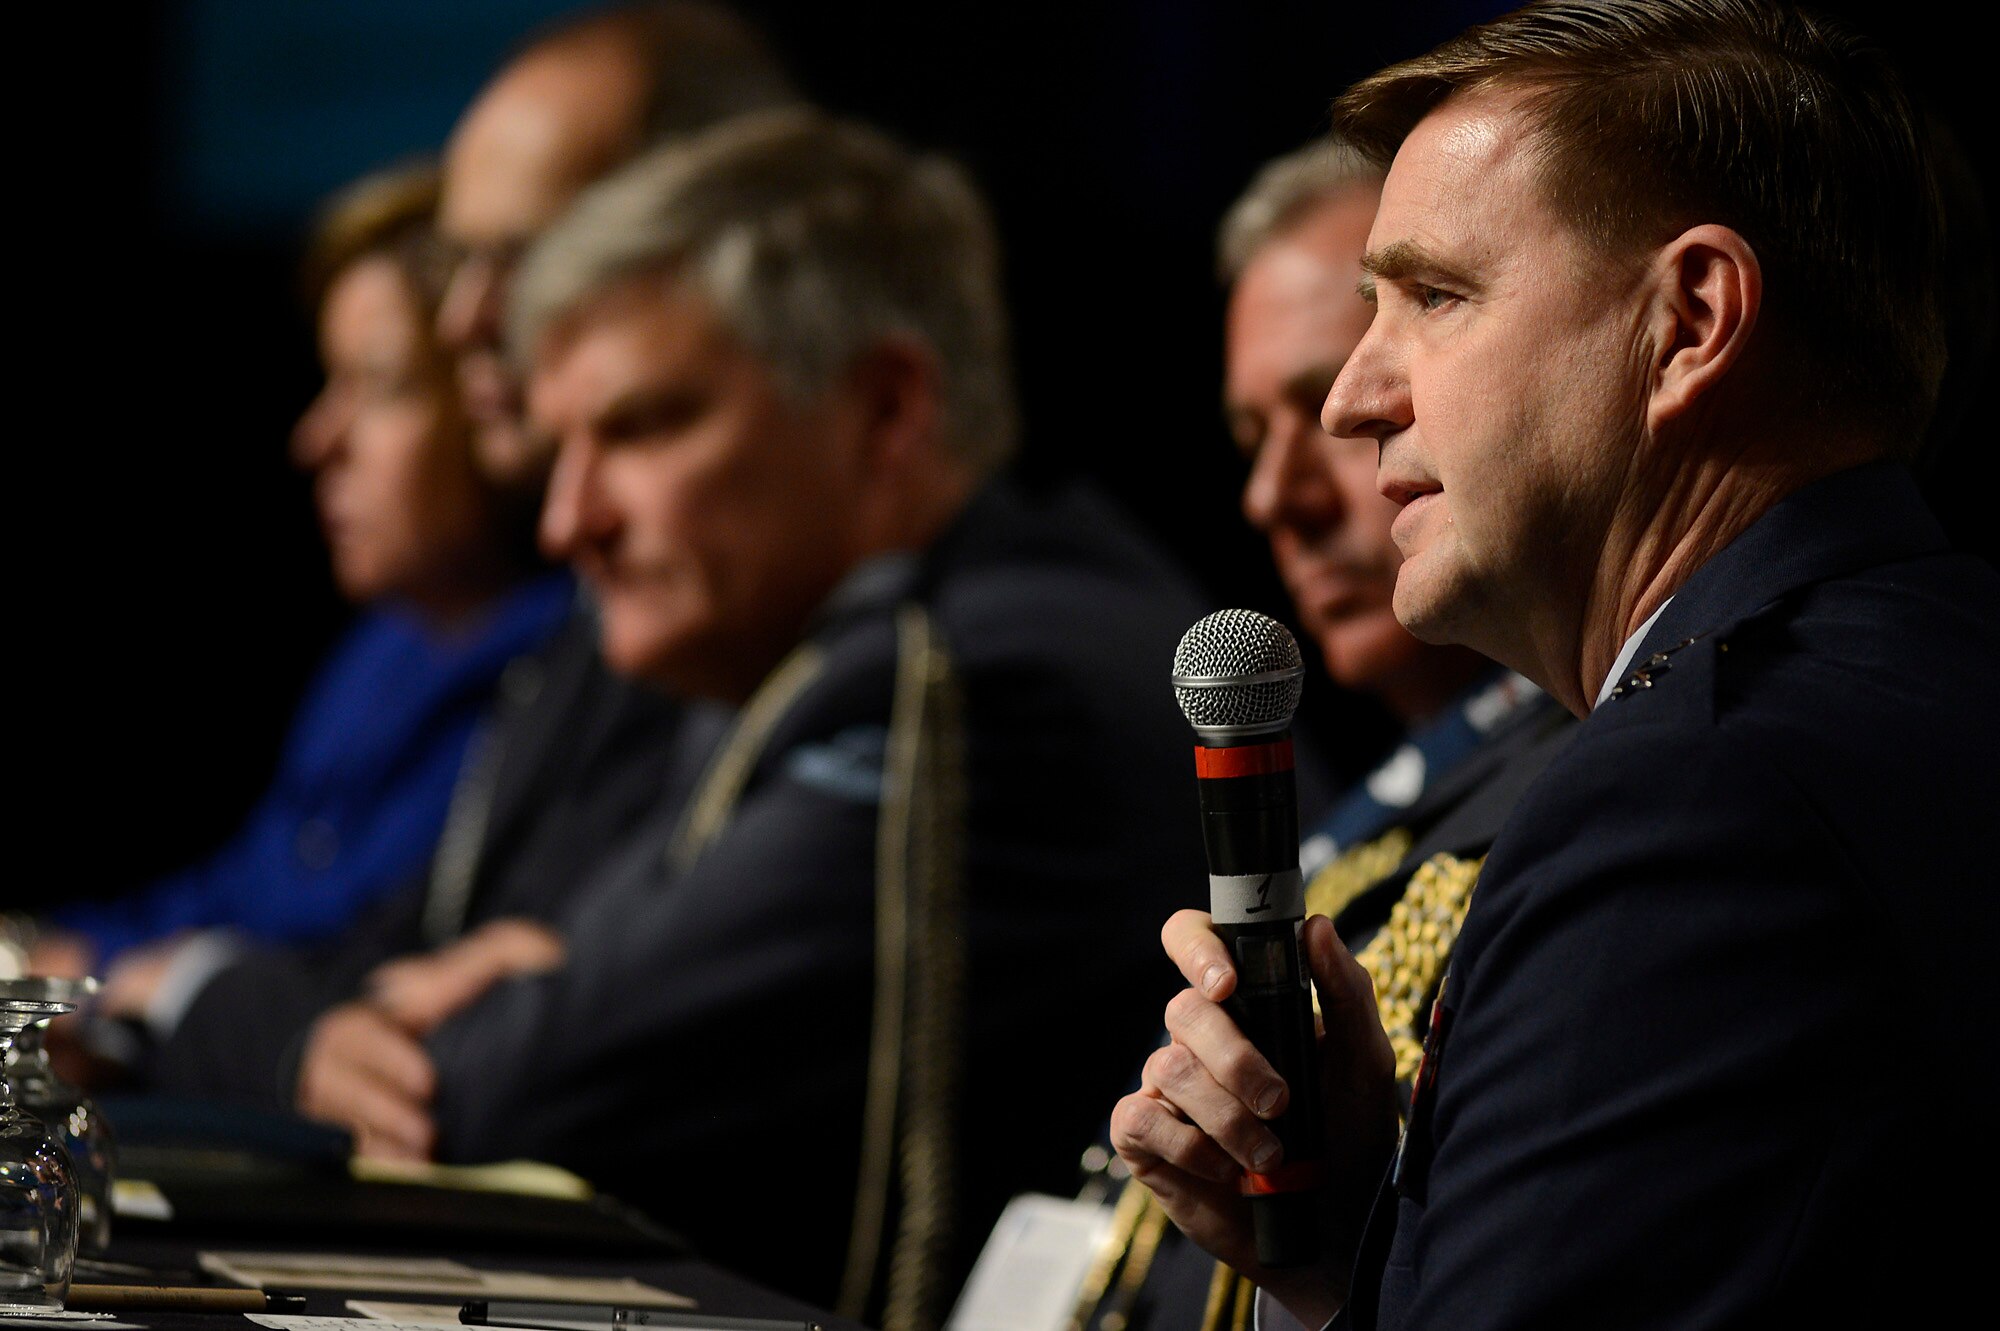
171,108,1211,1328
435,0,798,495
132,0,795,1089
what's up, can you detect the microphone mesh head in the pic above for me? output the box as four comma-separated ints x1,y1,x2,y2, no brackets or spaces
1171,609,1304,734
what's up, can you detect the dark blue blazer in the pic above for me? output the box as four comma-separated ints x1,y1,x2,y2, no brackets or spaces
164,481,1209,1313
1346,462,2000,1329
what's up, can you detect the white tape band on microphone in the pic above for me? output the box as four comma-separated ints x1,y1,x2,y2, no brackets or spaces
1208,869,1305,924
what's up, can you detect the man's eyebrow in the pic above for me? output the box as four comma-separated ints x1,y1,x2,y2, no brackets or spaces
592,378,710,441
1359,239,1476,292
1360,239,1430,280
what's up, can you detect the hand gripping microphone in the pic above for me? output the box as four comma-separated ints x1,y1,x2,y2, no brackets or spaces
1171,608,1323,1268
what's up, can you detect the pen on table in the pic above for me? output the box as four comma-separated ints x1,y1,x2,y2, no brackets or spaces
64,1285,310,1314
460,1299,823,1331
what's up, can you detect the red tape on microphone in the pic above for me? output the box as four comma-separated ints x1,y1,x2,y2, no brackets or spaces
1192,737,1295,779
1240,1159,1326,1196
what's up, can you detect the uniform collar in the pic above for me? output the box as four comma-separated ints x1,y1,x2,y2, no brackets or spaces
1630,459,1945,664
1594,597,1672,710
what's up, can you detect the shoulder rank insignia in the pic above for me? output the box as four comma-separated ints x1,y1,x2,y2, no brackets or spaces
1608,635,1703,702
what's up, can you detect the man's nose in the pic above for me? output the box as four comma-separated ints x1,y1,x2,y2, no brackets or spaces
1242,413,1344,534
1321,322,1406,444
437,253,504,354
538,437,609,562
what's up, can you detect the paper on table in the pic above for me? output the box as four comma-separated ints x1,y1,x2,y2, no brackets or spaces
348,1157,593,1201
345,1303,467,1326
109,1178,173,1221
199,1254,692,1309
203,1255,471,1287
250,1318,459,1331
945,1193,1116,1331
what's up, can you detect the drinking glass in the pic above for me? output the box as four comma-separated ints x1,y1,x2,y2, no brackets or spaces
6,978,111,1254
1,978,80,1311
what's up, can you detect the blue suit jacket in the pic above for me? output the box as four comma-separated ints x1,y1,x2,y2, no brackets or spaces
1344,462,2000,1329
58,575,574,961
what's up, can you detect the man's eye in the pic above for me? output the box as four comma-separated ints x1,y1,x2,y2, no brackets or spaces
1225,412,1263,458
603,391,706,444
1417,285,1459,312
1289,382,1336,419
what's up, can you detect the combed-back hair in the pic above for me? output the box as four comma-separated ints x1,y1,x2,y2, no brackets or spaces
510,107,1018,475
1334,0,1946,452
1216,136,1384,284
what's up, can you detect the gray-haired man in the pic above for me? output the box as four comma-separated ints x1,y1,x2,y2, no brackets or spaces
316,109,1208,1326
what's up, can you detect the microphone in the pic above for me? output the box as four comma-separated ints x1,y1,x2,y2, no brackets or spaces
1171,609,1323,1268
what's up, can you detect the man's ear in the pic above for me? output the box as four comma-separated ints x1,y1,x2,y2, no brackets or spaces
841,336,945,476
1645,224,1762,432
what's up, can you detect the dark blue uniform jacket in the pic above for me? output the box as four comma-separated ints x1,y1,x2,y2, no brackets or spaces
1344,461,2000,1330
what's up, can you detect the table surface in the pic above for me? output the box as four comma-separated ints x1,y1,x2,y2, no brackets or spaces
70,1193,868,1331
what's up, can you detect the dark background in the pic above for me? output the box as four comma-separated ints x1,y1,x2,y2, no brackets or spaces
17,1,1990,910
